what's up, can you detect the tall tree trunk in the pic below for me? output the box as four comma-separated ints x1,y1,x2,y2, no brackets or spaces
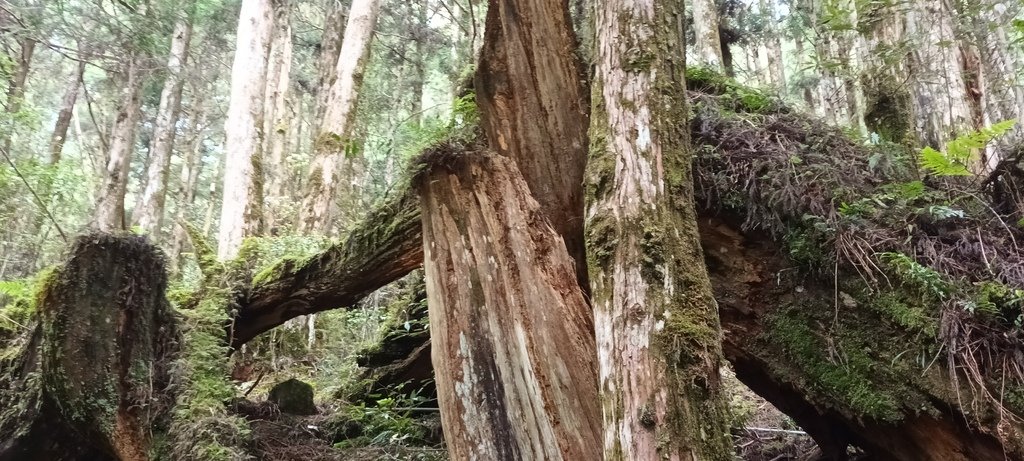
475,0,591,289
314,0,347,127
417,152,603,460
134,16,194,236
587,0,733,458
49,56,87,164
93,51,145,232
959,0,1024,171
264,0,294,232
2,36,35,154
169,102,208,273
298,0,380,234
904,0,975,151
759,0,786,91
218,0,275,259
692,0,725,70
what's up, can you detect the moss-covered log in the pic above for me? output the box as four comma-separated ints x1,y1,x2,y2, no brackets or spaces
231,190,422,348
0,234,176,461
234,74,1024,459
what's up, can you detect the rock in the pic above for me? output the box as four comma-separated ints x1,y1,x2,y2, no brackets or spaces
268,378,317,415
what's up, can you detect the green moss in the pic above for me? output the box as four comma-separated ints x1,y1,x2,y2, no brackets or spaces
686,66,779,114
168,288,251,460
762,303,933,422
866,290,938,337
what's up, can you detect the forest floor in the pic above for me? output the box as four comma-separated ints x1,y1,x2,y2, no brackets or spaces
231,366,820,460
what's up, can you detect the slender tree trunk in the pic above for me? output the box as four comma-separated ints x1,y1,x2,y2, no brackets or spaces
2,37,35,154
418,153,602,460
49,57,87,164
692,0,725,70
960,0,1024,171
169,103,208,273
759,0,786,91
93,51,145,232
264,0,293,232
587,0,733,458
314,0,346,126
298,0,380,234
134,16,194,236
218,0,275,259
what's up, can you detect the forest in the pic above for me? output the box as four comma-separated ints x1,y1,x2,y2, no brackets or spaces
0,0,1023,459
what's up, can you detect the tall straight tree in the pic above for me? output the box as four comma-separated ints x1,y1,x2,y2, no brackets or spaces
134,13,194,236
218,0,275,259
298,0,381,234
587,0,733,458
48,53,87,164
92,49,146,232
263,0,293,231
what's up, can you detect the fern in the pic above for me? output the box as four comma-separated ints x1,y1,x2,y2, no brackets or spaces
919,119,1016,176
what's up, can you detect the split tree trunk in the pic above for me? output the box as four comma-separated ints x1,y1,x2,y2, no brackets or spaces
0,234,175,461
417,152,602,460
134,15,194,236
218,0,276,259
475,0,591,288
93,51,145,232
298,0,380,234
587,0,732,458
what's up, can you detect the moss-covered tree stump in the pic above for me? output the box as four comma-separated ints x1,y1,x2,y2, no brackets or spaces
0,233,176,461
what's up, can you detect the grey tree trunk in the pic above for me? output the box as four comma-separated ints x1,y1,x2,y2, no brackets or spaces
134,16,194,236
218,0,276,259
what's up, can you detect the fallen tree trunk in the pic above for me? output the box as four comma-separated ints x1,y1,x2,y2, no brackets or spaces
233,78,1024,459
0,234,176,461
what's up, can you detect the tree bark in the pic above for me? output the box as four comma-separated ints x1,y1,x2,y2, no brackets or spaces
904,0,975,152
298,0,380,234
417,152,602,460
49,56,87,165
232,82,1024,459
218,0,276,259
692,0,726,70
262,0,293,233
93,51,145,232
475,0,591,289
314,0,346,126
134,16,194,236
587,0,732,458
0,234,176,461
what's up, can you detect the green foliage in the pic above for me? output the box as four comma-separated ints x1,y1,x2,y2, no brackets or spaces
878,252,951,300
919,120,1015,176
168,289,251,461
331,383,434,449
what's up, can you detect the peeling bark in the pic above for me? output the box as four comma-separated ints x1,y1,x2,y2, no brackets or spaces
418,152,602,460
475,0,591,288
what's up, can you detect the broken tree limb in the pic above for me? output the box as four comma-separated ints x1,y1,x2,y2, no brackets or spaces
232,190,422,348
